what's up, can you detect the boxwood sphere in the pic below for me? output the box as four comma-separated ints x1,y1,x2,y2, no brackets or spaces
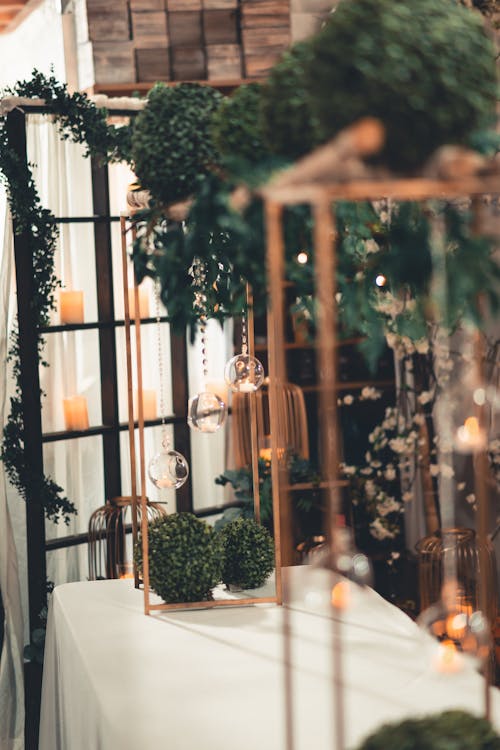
210,83,271,163
356,710,500,750
260,41,320,160
131,83,223,205
305,0,497,172
134,513,223,603
219,517,275,589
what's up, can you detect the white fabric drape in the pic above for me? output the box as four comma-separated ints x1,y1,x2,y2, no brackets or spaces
0,202,25,750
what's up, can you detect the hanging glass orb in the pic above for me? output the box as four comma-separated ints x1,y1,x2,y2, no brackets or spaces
148,448,189,489
187,391,227,433
224,354,265,393
418,582,491,674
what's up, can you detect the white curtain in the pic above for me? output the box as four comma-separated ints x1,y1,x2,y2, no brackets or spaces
0,200,25,750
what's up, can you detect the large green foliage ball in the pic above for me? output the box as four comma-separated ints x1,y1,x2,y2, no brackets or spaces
131,83,223,205
134,513,223,603
357,710,500,749
210,83,270,163
218,517,275,589
305,0,497,171
260,42,320,160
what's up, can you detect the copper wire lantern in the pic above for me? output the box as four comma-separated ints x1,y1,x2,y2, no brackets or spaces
88,496,166,580
416,527,498,623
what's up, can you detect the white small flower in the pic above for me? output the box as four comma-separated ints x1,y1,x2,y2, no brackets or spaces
466,493,476,504
378,496,400,516
413,413,425,427
391,551,401,560
457,482,466,491
343,394,354,405
365,239,379,254
389,437,407,454
354,271,364,281
379,211,389,224
365,480,376,498
430,464,440,477
415,338,430,354
440,464,455,479
384,465,397,481
417,390,433,405
361,386,382,401
370,518,396,540
360,467,373,476
342,465,356,476
402,491,413,502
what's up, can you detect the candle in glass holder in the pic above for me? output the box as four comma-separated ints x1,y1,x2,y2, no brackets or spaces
59,290,84,324
134,389,157,421
63,395,89,431
127,287,150,319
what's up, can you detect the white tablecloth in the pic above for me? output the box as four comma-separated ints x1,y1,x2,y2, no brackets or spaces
39,566,500,750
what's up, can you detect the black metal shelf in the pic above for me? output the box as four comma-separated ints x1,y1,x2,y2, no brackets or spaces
39,316,169,334
41,415,186,443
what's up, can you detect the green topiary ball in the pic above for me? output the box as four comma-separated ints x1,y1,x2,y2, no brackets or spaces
260,41,320,160
218,517,275,589
357,710,500,750
134,513,223,603
210,83,271,164
305,0,497,172
131,82,223,206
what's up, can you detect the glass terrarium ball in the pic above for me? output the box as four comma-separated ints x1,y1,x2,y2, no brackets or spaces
148,449,189,489
187,391,227,433
224,354,264,393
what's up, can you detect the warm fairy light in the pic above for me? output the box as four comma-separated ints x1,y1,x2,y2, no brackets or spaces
297,251,309,264
456,416,486,451
375,274,387,287
259,448,272,462
331,580,350,610
445,613,468,641
434,639,462,673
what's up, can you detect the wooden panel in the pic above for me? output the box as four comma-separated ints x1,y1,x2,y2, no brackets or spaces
206,43,242,78
203,8,238,44
203,0,237,7
240,0,289,14
166,0,202,10
171,46,206,79
242,27,290,48
93,41,136,83
87,3,130,41
130,0,165,8
136,47,171,80
131,10,169,45
241,12,290,27
168,10,203,46
244,51,282,77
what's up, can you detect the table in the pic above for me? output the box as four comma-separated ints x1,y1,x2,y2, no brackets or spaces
39,566,500,750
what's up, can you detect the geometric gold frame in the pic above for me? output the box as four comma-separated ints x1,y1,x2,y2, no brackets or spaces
119,215,282,614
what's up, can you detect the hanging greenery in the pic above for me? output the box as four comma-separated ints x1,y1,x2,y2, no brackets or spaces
0,70,132,523
305,0,497,171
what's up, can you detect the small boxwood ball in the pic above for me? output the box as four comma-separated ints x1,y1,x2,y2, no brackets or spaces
134,513,223,603
260,41,320,160
305,0,497,172
210,83,271,164
131,82,223,206
219,517,274,589
356,710,500,749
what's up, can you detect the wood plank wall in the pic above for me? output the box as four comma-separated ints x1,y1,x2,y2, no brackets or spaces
86,0,293,85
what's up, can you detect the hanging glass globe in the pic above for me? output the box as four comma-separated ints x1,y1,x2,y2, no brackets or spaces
187,391,227,433
417,581,491,673
224,353,264,393
148,448,189,489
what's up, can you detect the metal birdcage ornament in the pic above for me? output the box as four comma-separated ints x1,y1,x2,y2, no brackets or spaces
88,496,166,580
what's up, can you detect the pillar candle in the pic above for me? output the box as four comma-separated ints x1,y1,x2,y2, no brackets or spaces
134,389,157,421
127,287,150,319
59,290,84,324
63,395,89,431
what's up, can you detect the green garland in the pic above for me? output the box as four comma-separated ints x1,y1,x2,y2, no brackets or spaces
0,70,131,524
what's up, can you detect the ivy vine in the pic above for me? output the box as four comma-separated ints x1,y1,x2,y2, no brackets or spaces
0,70,132,523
